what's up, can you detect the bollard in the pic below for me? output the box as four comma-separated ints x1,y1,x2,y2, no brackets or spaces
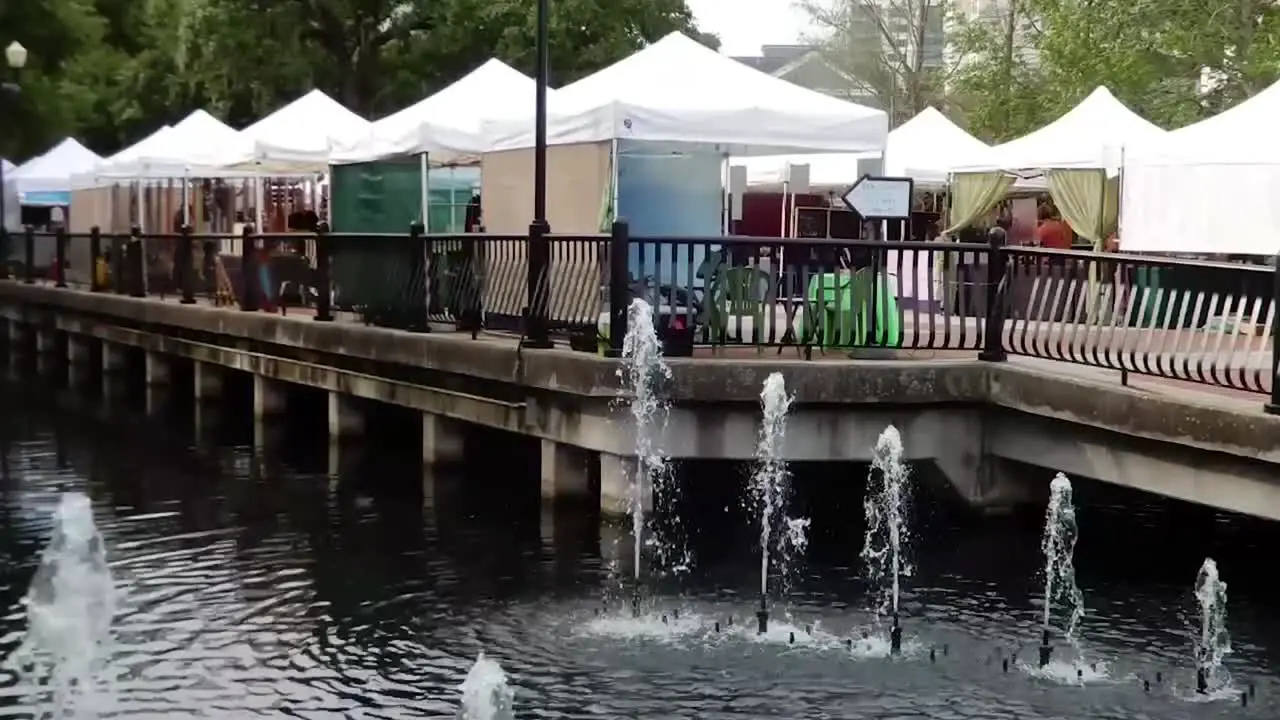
788,632,794,644
630,589,641,619
755,597,768,635
672,609,679,620
714,621,720,633
1002,659,1009,673
1196,667,1208,695
661,615,668,625
942,644,949,657
929,647,936,663
1143,679,1150,692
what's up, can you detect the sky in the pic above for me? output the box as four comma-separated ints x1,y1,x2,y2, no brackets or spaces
686,0,812,56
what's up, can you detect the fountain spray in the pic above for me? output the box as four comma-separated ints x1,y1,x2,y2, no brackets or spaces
1193,558,1231,694
618,298,670,617
862,425,911,654
1039,473,1084,668
4,492,116,718
753,372,792,634
458,651,515,720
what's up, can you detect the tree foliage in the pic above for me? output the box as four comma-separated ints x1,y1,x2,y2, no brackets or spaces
799,0,955,126
949,0,1280,140
0,0,710,160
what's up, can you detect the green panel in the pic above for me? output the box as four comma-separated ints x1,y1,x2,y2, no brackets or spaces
329,161,425,326
330,160,422,234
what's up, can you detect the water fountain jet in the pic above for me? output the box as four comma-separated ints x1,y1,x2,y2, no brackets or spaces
862,425,911,653
617,298,671,613
1193,557,1230,694
752,372,792,635
458,652,514,720
1039,473,1083,668
4,491,116,718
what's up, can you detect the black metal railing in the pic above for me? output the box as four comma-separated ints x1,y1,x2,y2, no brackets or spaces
10,223,1279,409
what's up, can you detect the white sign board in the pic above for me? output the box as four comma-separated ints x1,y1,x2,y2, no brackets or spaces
841,175,913,220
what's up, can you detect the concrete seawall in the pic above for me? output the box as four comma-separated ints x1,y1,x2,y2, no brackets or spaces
4,281,1280,520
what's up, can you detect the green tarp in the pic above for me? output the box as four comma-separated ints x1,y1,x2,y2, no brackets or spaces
328,160,478,325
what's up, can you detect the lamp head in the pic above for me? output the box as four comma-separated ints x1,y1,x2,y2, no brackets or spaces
5,41,27,70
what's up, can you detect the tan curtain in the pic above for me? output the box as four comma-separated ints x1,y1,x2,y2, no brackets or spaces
598,145,615,232
944,172,1014,234
1046,169,1119,248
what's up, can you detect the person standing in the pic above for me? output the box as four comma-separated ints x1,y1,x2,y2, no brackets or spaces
1034,205,1070,250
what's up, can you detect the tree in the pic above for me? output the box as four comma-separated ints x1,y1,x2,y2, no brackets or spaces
946,0,1048,141
799,0,954,125
947,0,1280,139
176,0,711,125
2,0,713,159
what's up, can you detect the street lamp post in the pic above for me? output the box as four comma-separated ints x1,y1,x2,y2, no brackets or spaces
1,41,28,280
522,0,553,348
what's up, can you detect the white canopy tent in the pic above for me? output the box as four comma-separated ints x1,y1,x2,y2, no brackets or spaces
951,87,1164,175
743,107,992,187
71,126,173,189
485,32,887,155
333,59,549,164
1120,81,1280,254
944,87,1164,244
11,139,102,203
216,90,370,174
95,110,242,179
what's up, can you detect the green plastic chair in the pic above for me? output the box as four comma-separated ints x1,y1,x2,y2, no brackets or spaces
803,270,902,348
708,266,772,352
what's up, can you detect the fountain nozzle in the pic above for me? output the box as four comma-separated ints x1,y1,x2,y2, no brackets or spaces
889,613,902,654
1038,628,1053,668
755,597,768,635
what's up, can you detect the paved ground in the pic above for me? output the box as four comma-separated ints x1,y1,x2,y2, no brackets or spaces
27,281,1278,411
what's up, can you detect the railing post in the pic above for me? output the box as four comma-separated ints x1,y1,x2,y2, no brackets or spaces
607,220,630,357
978,227,1008,362
240,224,259,311
179,224,196,304
314,222,333,321
523,220,553,348
128,225,146,298
111,232,125,295
457,229,482,333
89,226,102,292
423,221,438,317
54,227,67,288
23,226,34,284
1267,254,1280,414
407,221,429,332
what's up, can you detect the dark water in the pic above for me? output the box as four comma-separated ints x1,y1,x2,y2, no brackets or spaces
0,370,1278,718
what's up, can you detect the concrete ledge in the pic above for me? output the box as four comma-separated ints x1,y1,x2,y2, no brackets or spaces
5,282,1280,467
2,283,990,405
987,362,1280,463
